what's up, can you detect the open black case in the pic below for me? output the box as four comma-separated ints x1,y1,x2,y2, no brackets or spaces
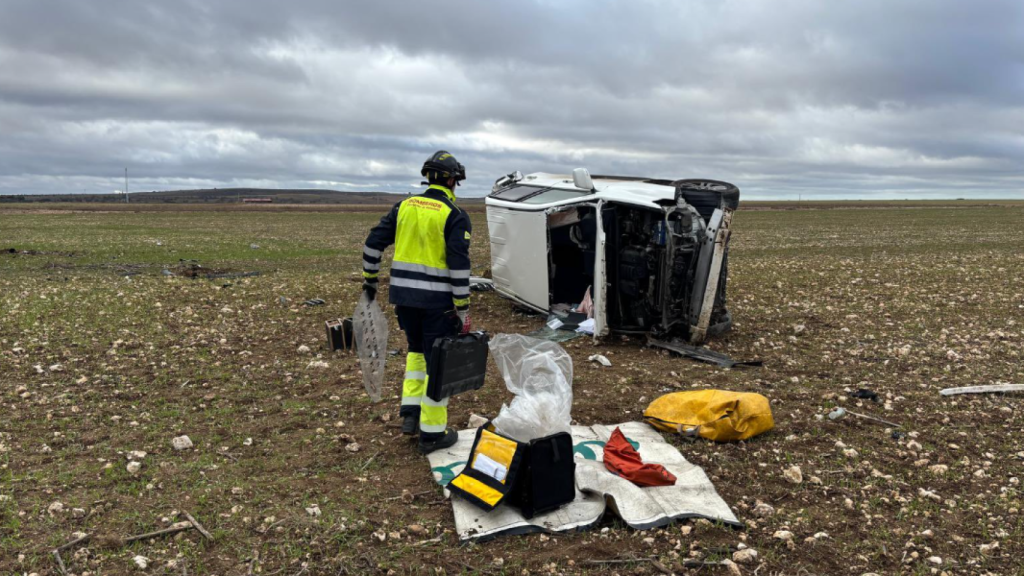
447,421,575,519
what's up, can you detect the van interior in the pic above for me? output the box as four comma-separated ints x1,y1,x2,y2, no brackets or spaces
547,206,596,308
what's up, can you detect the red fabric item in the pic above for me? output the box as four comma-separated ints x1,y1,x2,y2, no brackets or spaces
603,427,677,487
460,314,472,334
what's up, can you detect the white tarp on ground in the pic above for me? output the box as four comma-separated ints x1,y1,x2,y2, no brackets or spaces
426,421,742,541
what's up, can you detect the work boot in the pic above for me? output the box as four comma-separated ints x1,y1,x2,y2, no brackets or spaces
418,429,458,455
401,415,419,436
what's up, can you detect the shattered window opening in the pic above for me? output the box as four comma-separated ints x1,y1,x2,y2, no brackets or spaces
520,189,590,205
488,185,549,202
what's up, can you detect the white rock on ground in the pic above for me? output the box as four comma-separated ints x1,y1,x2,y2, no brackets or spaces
783,465,803,484
773,530,794,541
133,555,149,570
732,548,758,564
127,461,142,475
297,345,311,353
305,505,321,517
47,501,64,515
172,435,194,451
588,354,612,367
467,413,489,428
752,501,775,518
723,559,742,576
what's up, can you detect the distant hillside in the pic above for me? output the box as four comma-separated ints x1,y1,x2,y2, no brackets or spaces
0,187,484,205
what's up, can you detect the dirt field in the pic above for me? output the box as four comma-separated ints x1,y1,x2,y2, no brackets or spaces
2,203,1022,575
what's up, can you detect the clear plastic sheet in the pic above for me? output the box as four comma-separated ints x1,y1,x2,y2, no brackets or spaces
352,293,388,402
490,334,573,441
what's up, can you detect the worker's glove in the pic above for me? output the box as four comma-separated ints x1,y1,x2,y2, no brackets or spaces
444,310,464,334
362,281,377,302
458,311,471,335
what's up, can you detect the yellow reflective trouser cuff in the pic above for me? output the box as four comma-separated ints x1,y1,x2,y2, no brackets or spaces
363,271,379,280
419,377,448,433
453,296,470,308
401,353,426,407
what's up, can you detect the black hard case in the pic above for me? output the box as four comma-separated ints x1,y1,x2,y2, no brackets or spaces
325,318,354,351
426,332,490,402
508,431,576,519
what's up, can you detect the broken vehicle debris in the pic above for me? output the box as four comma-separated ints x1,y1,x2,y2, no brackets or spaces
939,384,1024,396
647,337,762,368
486,169,739,343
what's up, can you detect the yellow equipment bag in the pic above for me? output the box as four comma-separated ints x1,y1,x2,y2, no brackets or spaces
643,390,774,442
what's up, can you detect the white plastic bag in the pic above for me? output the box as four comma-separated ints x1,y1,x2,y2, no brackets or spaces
490,334,573,441
352,293,388,402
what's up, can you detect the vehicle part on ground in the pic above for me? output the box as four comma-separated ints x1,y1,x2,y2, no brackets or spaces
647,337,762,368
842,410,902,428
849,388,880,402
939,384,1024,396
352,293,388,402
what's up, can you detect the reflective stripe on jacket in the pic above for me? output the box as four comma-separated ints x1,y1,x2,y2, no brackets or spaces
362,185,472,310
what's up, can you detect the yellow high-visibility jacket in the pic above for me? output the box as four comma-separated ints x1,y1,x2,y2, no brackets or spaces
362,185,471,311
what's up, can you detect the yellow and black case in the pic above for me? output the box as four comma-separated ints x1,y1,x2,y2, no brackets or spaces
447,422,575,518
447,423,525,511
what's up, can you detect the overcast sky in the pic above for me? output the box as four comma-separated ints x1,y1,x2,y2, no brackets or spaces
1,1,1022,199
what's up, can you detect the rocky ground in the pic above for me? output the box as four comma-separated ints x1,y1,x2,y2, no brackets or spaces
1,203,1022,575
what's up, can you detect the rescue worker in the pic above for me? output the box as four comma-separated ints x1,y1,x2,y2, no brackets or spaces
361,150,471,454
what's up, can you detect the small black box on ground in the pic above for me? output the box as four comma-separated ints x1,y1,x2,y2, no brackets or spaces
325,318,354,351
508,431,576,519
426,332,489,402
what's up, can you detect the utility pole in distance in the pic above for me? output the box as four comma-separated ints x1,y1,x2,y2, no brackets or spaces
125,168,129,204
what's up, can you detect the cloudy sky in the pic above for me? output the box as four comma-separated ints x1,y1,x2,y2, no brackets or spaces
1,1,1021,199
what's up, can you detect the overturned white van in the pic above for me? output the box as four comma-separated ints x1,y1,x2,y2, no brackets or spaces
485,169,738,343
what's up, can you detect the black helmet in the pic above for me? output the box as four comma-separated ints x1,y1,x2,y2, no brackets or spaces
421,150,466,186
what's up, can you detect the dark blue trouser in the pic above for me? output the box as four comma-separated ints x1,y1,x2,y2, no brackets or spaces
396,306,456,440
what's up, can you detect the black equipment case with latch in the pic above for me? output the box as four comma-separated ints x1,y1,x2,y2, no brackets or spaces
426,332,489,402
325,318,355,351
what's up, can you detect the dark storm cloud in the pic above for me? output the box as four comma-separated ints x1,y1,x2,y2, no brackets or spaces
0,0,1022,198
